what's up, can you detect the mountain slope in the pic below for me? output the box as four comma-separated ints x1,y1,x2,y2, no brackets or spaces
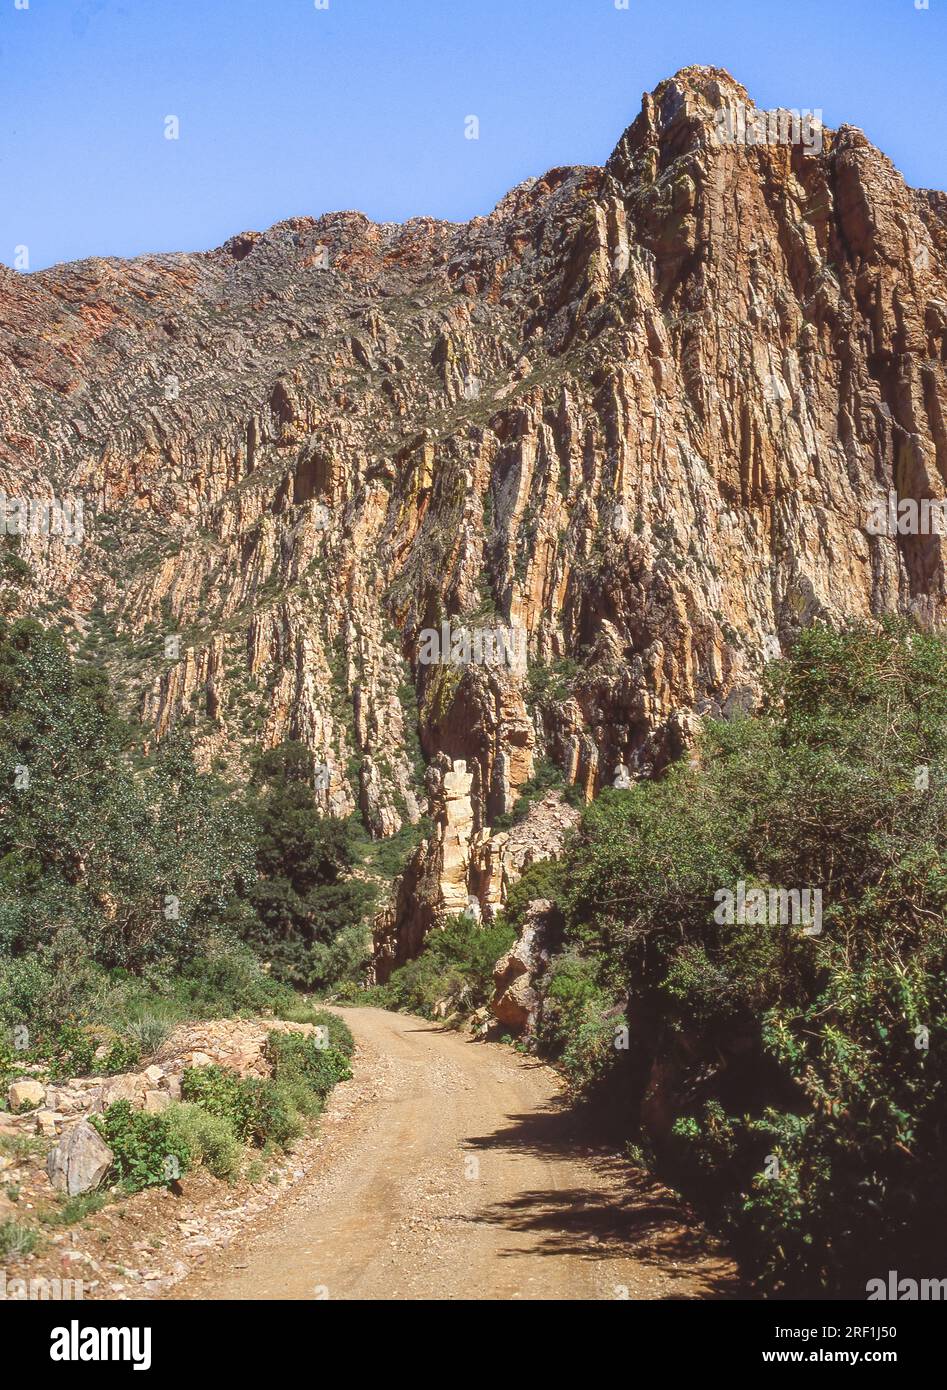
3,65,947,972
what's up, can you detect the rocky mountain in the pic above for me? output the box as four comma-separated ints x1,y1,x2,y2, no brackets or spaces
3,66,947,977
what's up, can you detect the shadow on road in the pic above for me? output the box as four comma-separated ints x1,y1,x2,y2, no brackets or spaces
464,1092,744,1298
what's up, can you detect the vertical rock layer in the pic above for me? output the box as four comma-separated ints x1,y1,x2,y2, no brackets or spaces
2,67,946,970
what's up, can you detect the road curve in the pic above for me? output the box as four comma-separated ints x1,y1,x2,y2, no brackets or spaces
172,1006,738,1301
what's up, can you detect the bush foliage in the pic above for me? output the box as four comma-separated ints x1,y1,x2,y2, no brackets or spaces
535,621,947,1295
0,620,379,1056
91,1100,191,1193
374,915,516,1020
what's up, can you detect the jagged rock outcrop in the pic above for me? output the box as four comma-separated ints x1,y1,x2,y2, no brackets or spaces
491,900,557,1033
371,781,579,983
469,791,581,914
3,66,947,973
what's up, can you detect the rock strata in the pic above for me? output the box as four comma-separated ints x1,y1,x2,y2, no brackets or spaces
3,66,946,972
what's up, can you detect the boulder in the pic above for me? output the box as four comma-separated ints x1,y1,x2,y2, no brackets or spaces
490,899,554,1033
46,1120,113,1196
492,973,539,1031
34,1109,64,1138
143,1090,171,1114
8,1079,45,1111
93,1072,146,1112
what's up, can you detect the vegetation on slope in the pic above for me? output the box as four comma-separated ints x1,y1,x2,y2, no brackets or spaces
0,617,376,1068
390,621,947,1297
5,597,945,1297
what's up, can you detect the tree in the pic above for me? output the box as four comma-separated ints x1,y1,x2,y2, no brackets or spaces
0,618,253,981
241,742,373,988
545,621,947,1295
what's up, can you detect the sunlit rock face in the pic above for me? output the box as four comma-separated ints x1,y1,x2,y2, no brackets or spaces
3,67,946,972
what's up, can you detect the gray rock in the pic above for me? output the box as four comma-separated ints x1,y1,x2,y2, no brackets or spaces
46,1120,113,1196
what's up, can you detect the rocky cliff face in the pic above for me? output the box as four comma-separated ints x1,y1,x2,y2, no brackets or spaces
3,67,947,975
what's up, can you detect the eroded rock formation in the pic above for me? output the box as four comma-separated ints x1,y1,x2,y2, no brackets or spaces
3,66,947,972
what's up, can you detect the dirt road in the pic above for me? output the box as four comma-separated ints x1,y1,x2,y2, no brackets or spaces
173,1007,738,1301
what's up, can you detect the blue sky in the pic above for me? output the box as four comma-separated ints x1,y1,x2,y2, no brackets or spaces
1,0,944,271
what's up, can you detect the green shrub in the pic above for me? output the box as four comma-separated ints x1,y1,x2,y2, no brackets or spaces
0,620,373,1053
179,1063,243,1124
100,1038,142,1075
239,742,375,990
160,942,295,1019
502,859,566,933
266,1030,352,1113
304,924,372,994
181,1065,301,1149
0,1218,38,1258
164,1103,242,1180
234,1075,301,1148
37,1023,140,1081
382,916,516,1019
86,941,310,1038
91,1099,190,1192
306,1009,355,1056
0,935,108,1039
46,1023,97,1079
534,954,616,1093
0,618,256,980
539,620,947,1295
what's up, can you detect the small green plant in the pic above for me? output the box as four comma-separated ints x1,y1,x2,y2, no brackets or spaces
0,1133,47,1163
124,1015,171,1060
91,1099,190,1192
164,1103,242,1180
41,1192,108,1226
0,1218,39,1258
181,1065,301,1149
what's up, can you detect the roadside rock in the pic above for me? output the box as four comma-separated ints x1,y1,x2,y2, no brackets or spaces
492,974,539,1033
8,1079,45,1111
491,899,556,1033
47,1120,114,1196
